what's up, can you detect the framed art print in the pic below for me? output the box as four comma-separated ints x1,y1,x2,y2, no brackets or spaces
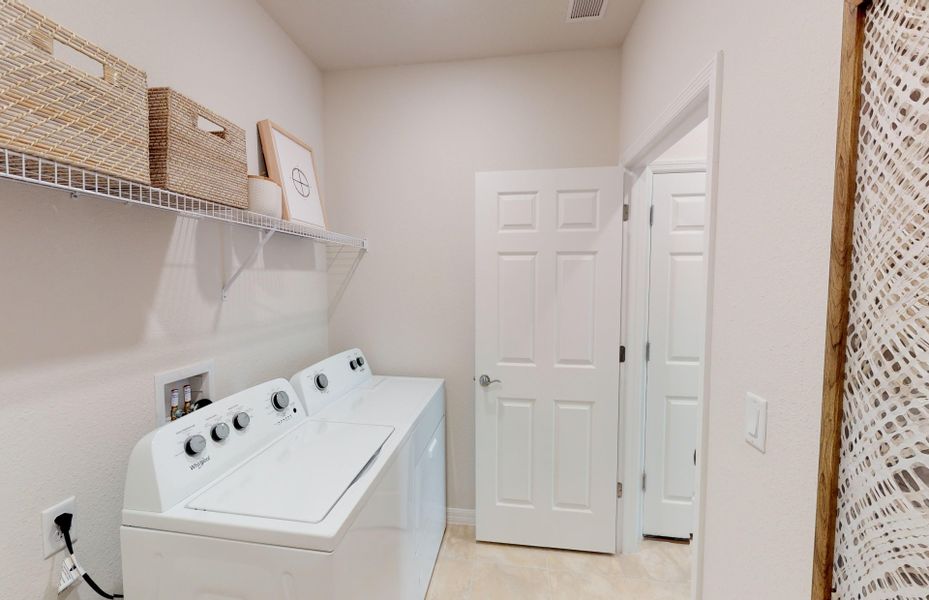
258,120,326,228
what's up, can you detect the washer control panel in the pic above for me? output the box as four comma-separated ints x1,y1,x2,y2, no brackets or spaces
124,378,308,513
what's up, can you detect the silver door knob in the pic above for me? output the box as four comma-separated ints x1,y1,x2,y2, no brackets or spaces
478,375,502,387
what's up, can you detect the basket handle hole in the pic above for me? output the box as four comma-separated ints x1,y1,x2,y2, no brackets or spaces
197,115,227,139
50,39,106,81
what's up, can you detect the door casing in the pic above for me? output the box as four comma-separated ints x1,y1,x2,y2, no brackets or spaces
617,51,723,600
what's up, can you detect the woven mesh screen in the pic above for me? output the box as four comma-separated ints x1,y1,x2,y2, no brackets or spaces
833,0,929,597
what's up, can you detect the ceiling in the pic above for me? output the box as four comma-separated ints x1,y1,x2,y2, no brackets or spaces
256,0,644,70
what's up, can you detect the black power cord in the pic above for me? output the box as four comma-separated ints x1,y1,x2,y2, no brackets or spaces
53,513,124,599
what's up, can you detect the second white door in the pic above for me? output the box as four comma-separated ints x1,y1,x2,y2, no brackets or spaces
643,168,707,539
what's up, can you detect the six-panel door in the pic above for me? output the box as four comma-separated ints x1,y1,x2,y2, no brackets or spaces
643,169,707,539
475,167,622,553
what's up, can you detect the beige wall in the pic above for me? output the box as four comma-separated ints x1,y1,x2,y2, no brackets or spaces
0,2,846,597
0,2,327,598
324,50,622,511
619,2,842,598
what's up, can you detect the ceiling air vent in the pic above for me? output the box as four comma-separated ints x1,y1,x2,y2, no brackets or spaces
567,0,608,21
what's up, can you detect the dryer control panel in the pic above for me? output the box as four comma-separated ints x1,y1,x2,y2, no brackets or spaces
123,378,308,514
290,348,372,416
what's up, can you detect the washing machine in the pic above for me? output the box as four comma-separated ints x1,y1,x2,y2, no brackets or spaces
121,350,445,599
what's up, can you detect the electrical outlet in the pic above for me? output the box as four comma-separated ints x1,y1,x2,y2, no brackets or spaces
41,496,76,558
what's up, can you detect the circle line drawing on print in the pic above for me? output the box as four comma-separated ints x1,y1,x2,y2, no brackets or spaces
291,167,311,198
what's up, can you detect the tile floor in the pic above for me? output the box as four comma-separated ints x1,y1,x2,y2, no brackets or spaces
426,525,691,600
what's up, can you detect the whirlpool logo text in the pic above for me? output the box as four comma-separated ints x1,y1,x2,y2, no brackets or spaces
189,455,211,471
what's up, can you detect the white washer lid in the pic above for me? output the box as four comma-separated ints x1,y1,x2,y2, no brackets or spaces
187,420,393,524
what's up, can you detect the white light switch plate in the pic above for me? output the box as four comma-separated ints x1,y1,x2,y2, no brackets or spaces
745,392,767,453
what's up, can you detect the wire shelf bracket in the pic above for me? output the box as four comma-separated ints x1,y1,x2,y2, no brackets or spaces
222,228,276,301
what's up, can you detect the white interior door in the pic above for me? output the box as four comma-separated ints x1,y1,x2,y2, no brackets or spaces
642,168,707,539
475,167,621,553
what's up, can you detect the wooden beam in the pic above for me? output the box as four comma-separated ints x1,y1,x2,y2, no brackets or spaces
811,1,870,598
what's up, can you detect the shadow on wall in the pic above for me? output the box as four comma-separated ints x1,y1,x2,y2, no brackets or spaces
0,183,167,367
0,181,325,369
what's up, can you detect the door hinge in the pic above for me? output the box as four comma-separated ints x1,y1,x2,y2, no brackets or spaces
649,205,654,227
619,345,626,363
622,204,630,222
616,482,623,498
642,472,647,492
645,341,651,362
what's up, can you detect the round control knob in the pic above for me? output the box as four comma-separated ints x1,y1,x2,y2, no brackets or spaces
357,356,365,367
233,412,250,430
315,373,329,391
271,390,290,411
211,422,230,442
349,359,358,370
184,434,207,457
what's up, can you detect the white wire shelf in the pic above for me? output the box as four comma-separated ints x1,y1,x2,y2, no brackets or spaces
0,147,367,250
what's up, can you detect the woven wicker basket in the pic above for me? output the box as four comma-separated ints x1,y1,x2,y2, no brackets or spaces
148,88,247,209
0,0,150,183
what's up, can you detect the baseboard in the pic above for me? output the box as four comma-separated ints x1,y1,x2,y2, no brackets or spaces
446,507,475,526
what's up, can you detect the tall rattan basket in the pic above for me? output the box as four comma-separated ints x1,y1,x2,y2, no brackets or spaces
0,0,150,183
148,88,248,210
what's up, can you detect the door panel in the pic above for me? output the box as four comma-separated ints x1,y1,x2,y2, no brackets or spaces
555,252,597,366
475,167,621,553
663,398,698,501
498,254,537,364
553,400,593,510
496,397,535,505
556,190,599,230
643,170,707,539
498,192,538,231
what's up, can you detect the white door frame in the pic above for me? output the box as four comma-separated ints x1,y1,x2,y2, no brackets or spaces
617,51,723,600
